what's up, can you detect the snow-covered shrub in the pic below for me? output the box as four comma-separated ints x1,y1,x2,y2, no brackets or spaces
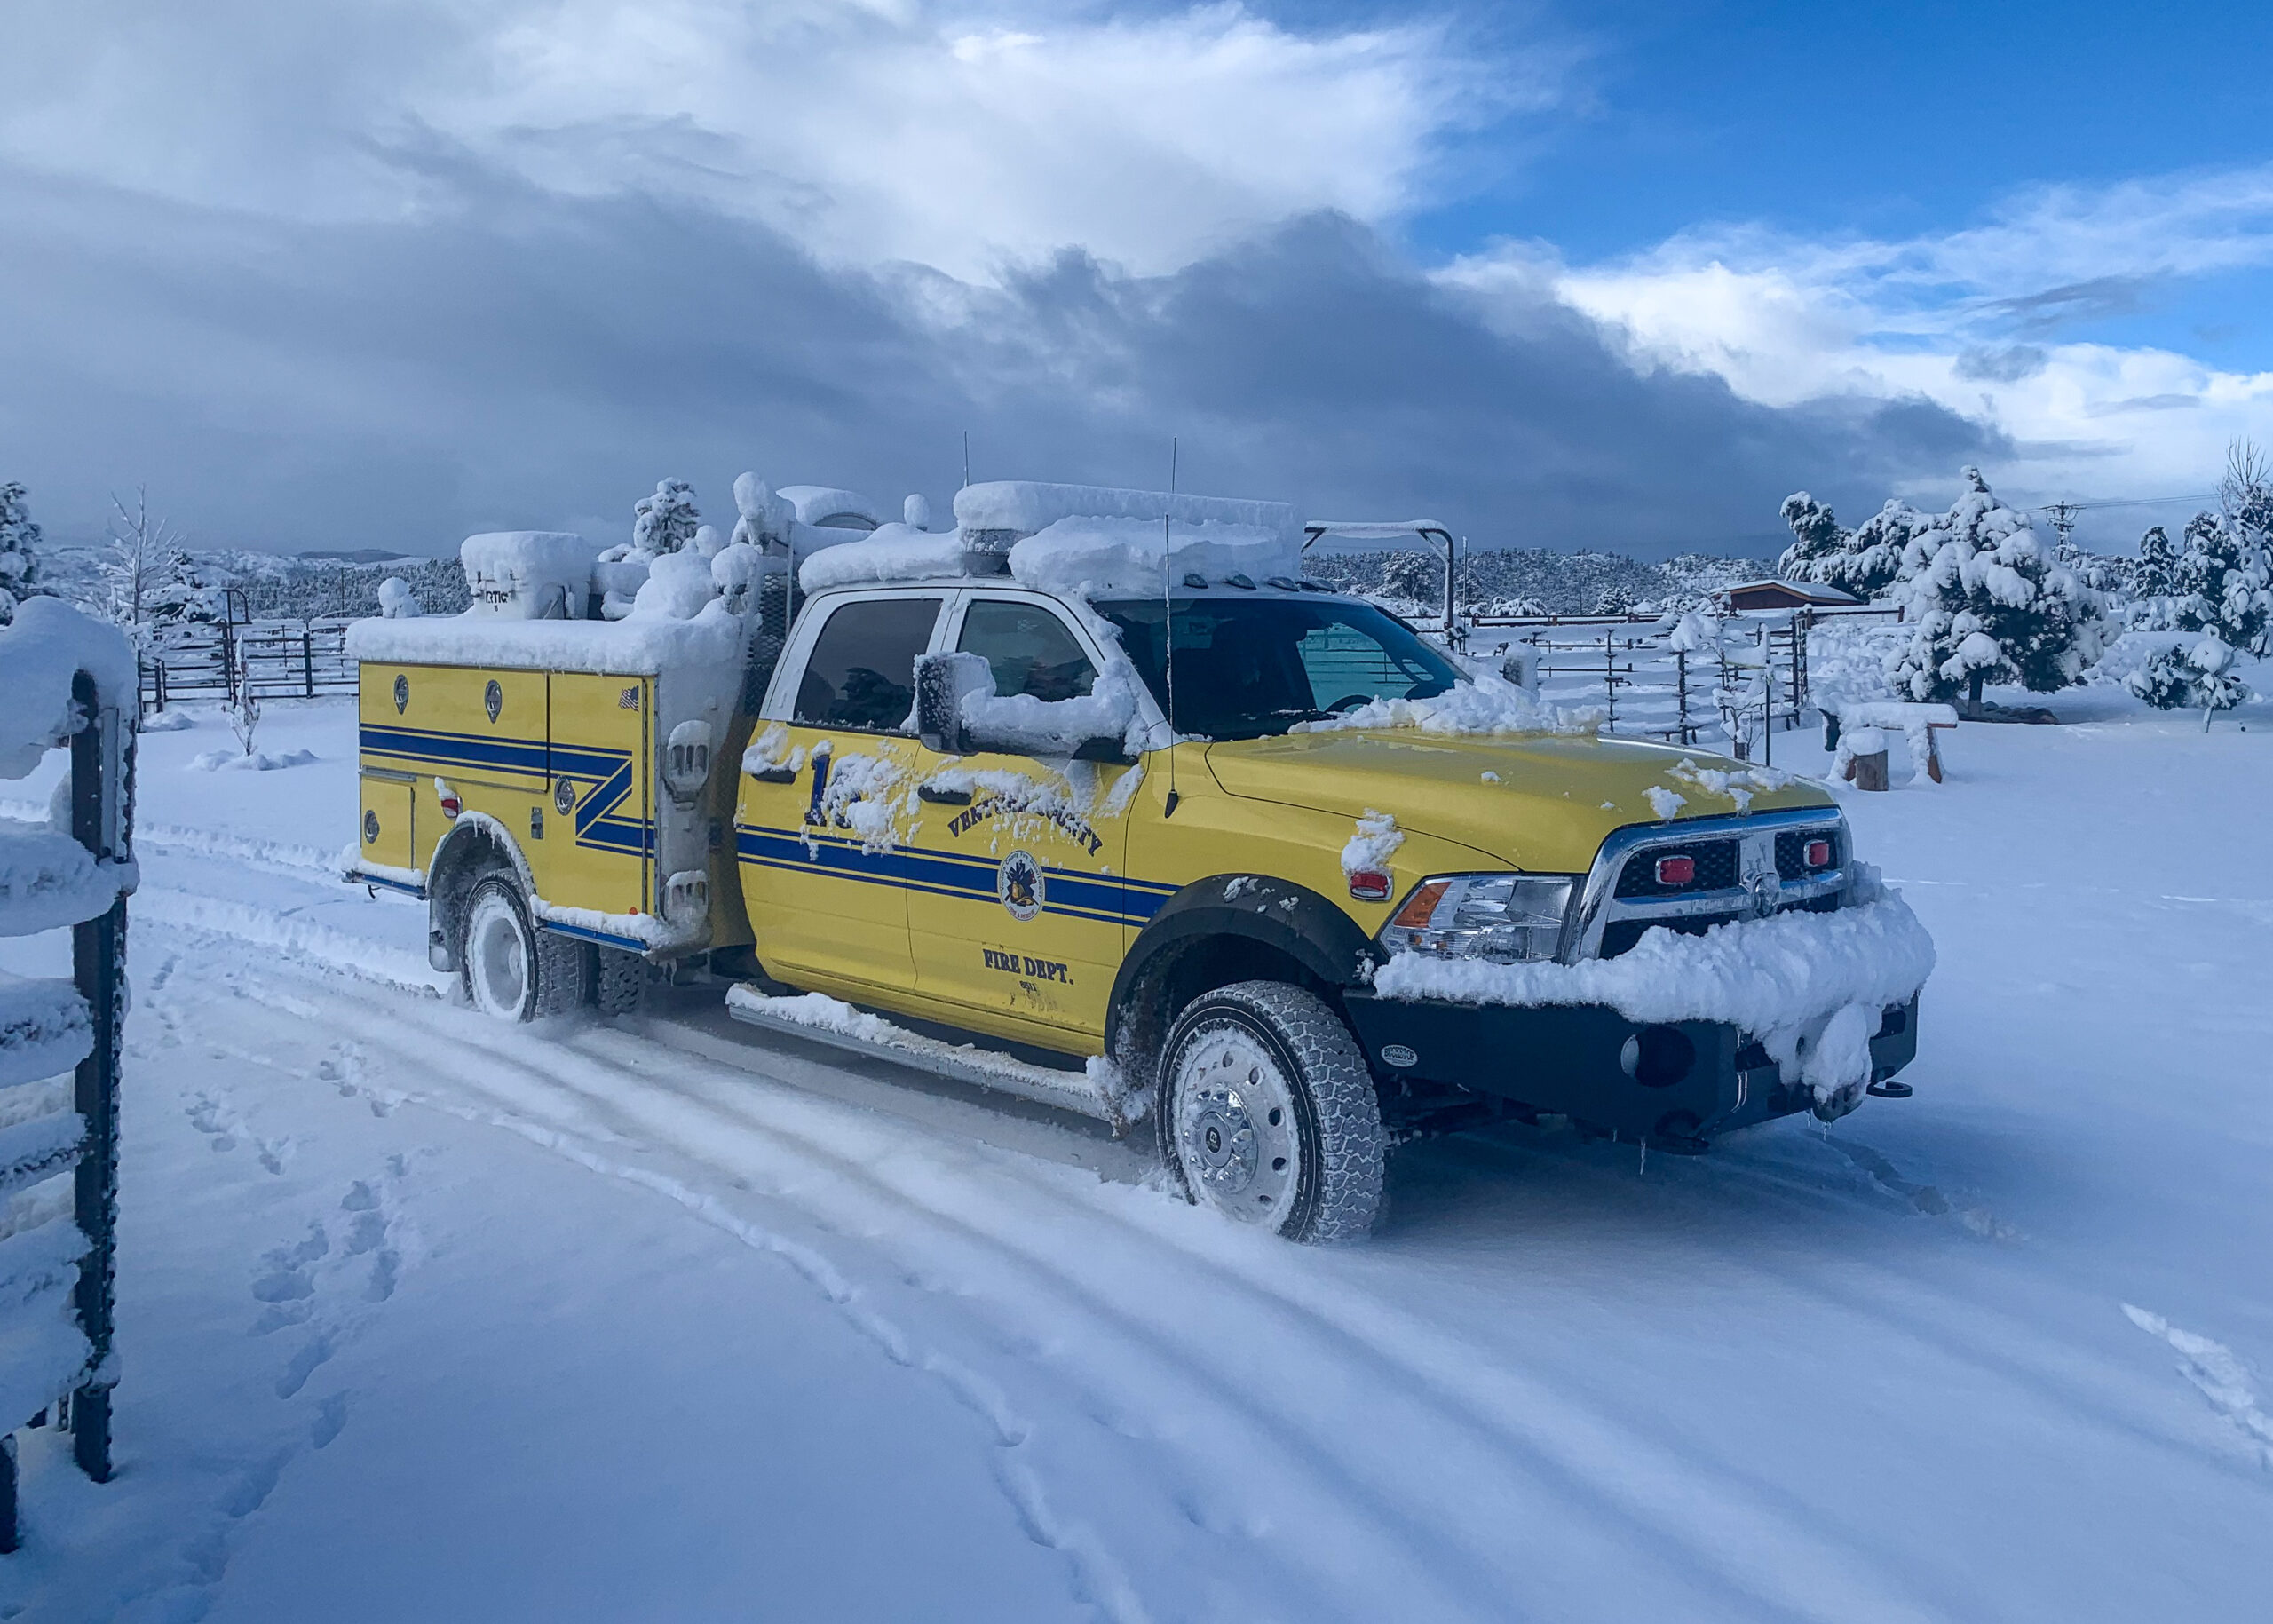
2127,635,2252,726
631,479,701,556
1889,468,2107,715
228,691,262,757
0,480,49,627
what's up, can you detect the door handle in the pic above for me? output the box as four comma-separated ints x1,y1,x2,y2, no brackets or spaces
917,785,972,805
750,766,796,784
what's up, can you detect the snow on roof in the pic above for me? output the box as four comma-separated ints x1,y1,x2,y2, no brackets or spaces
1718,578,1861,604
775,486,883,530
1007,516,1303,598
798,524,978,592
953,481,1299,543
346,603,748,677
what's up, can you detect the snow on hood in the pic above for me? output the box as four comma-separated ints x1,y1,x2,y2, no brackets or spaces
1007,516,1303,598
1369,868,1935,1103
1290,671,1575,739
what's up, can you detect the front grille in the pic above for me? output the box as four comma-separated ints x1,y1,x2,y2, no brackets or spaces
1598,891,1841,959
1775,828,1842,881
1614,839,1738,899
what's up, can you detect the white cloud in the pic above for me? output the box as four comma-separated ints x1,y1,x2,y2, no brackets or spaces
3,1,1553,279
1445,165,2273,527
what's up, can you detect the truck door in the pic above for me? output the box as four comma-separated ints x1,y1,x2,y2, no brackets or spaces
735,592,945,997
547,673,652,918
902,595,1136,1044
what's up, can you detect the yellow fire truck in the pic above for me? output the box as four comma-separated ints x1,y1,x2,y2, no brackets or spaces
347,484,1923,1241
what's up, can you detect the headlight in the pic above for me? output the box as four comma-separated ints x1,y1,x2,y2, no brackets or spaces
1378,873,1575,963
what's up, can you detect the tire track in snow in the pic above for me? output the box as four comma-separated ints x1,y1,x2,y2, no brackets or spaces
342,982,1950,1624
154,890,1944,1623
305,987,1485,1624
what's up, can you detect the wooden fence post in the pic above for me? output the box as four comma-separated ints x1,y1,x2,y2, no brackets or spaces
68,675,126,1485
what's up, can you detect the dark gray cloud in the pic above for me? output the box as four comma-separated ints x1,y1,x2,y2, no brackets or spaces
0,157,1988,561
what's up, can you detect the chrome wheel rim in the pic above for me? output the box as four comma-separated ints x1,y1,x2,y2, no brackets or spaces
1171,1022,1301,1227
468,894,531,1018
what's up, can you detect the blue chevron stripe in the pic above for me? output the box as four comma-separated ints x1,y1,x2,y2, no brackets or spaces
734,824,1176,926
360,723,647,860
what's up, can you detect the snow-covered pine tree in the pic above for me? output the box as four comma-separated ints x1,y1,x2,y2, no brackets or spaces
1775,493,1847,579
631,479,701,555
2168,510,2271,657
1889,467,2108,717
1595,583,1634,615
0,481,50,626
2134,525,2179,598
1379,550,1437,606
1776,492,1917,598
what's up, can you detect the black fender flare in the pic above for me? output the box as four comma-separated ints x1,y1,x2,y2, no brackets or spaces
1105,873,1380,1055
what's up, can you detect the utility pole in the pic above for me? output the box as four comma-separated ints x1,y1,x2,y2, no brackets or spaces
2041,500,2082,556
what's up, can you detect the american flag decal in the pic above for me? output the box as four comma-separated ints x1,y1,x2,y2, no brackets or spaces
618,687,640,710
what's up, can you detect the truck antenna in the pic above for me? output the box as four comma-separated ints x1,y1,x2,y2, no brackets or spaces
962,430,970,490
1162,437,1180,817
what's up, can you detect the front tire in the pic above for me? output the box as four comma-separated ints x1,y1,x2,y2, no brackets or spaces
1157,980,1387,1243
461,876,584,1021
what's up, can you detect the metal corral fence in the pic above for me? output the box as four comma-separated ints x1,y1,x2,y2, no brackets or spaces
0,655,132,1548
139,621,357,710
1456,606,1905,763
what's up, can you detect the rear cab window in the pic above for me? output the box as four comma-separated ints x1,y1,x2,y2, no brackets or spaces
789,595,945,733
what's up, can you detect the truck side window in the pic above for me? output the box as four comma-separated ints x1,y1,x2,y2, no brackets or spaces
793,597,942,732
958,600,1097,702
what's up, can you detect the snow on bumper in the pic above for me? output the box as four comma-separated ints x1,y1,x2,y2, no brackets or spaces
1362,890,1935,1113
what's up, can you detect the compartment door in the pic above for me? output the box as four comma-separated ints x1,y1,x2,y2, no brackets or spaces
548,673,652,916
357,773,415,875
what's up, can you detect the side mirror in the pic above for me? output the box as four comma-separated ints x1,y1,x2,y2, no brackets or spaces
915,649,1137,761
914,650,991,755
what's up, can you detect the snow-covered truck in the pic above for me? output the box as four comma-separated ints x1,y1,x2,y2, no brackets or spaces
345,479,1930,1240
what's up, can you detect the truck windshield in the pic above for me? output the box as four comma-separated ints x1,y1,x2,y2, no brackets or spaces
1094,597,1461,741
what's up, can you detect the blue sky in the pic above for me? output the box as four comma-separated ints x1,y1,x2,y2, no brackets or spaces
2,1,2268,556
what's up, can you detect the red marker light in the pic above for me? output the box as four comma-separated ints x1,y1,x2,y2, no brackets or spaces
439,793,462,819
1654,855,1695,886
1349,869,1393,902
1804,839,1833,867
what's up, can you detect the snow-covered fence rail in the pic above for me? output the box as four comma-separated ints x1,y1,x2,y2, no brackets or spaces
139,621,356,709
0,599,136,1550
1463,606,1899,760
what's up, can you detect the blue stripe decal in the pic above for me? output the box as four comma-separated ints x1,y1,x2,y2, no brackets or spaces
735,824,1176,926
347,868,425,898
360,722,648,861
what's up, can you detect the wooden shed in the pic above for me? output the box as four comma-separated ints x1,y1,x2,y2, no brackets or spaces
1715,579,1862,612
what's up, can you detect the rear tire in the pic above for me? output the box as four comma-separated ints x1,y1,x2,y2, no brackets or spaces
594,945,645,1016
1157,980,1387,1243
460,875,584,1021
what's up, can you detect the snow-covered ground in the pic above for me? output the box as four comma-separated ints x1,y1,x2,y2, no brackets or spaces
3,683,2270,1621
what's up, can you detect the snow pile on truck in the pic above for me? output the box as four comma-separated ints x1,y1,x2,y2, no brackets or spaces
1369,866,1936,1109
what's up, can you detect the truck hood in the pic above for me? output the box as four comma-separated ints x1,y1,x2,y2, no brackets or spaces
1204,729,1835,873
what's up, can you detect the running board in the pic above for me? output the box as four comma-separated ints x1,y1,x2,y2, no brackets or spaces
722,986,1136,1132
